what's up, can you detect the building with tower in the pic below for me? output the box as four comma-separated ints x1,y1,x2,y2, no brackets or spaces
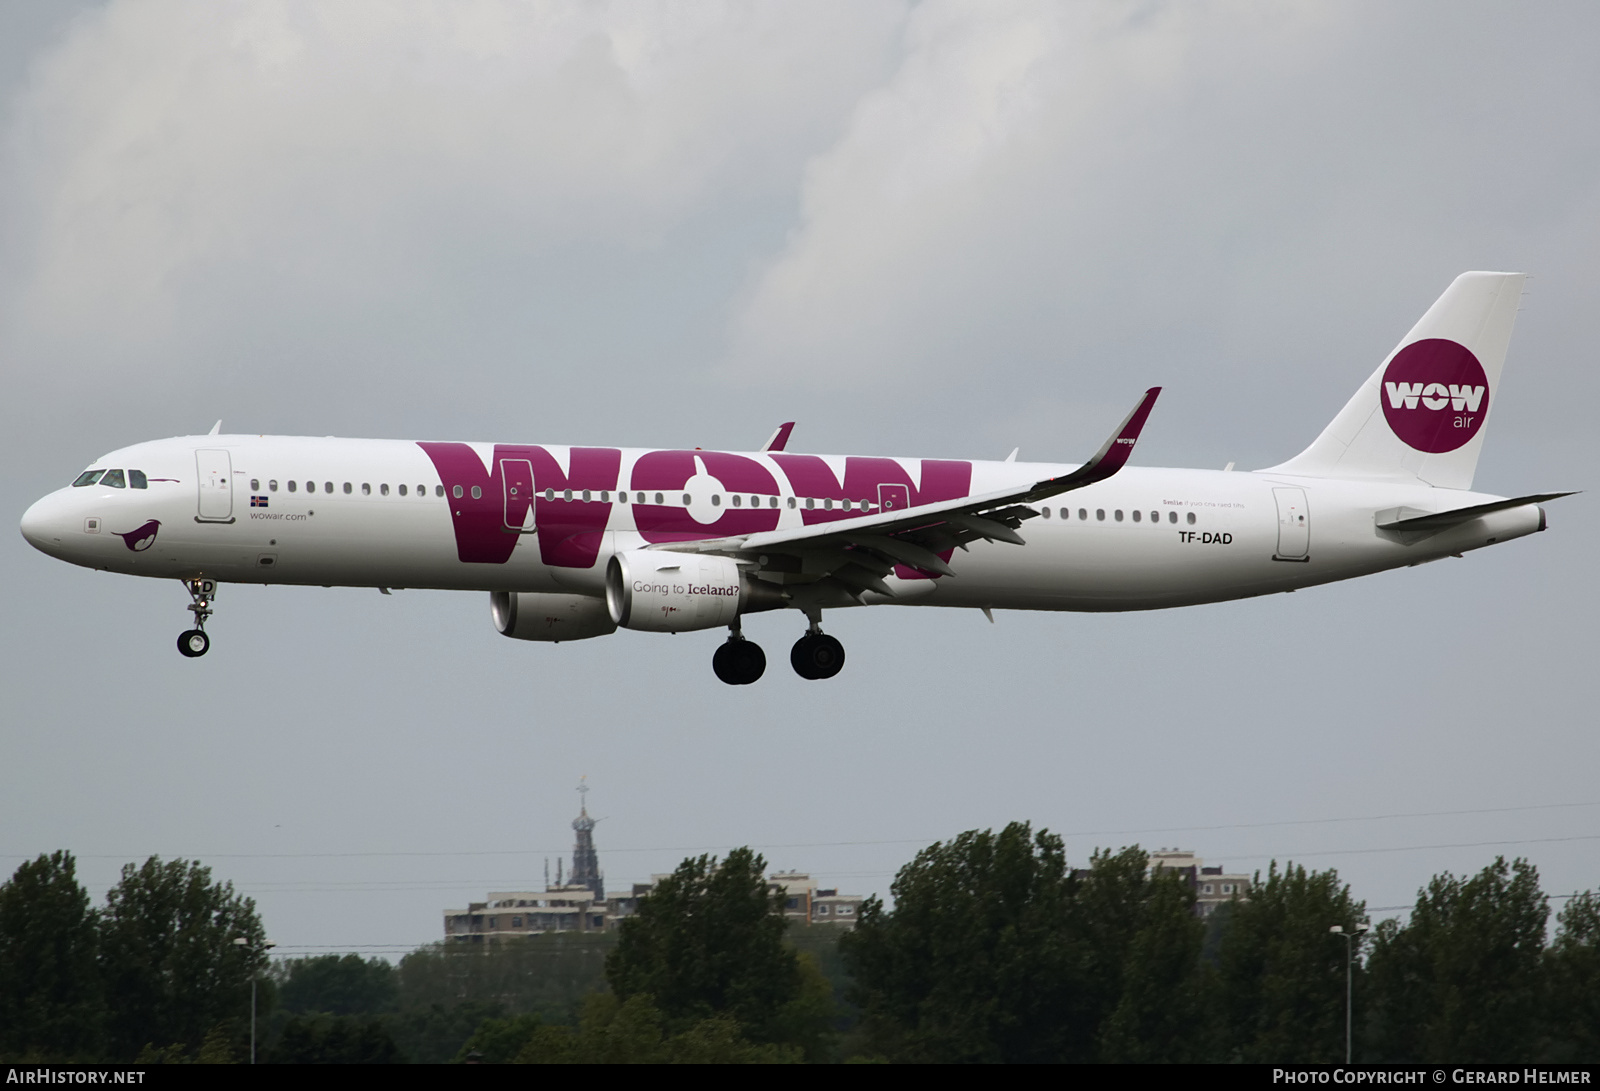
442,781,865,942
568,778,603,900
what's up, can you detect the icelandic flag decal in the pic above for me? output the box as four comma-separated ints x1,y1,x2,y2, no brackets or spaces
251,495,269,508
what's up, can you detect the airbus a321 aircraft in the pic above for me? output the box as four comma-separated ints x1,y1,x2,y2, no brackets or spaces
20,272,1570,684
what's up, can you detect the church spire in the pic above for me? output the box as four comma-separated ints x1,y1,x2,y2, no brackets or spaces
569,776,603,900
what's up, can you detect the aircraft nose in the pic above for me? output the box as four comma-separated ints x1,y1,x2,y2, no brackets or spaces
20,490,76,556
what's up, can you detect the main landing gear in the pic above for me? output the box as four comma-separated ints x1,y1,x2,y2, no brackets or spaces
791,629,845,681
710,617,846,685
177,578,215,658
713,621,767,685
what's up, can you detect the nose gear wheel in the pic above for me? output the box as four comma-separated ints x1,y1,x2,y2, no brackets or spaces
177,578,216,658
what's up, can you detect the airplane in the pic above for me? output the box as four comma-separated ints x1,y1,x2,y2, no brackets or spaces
19,272,1571,685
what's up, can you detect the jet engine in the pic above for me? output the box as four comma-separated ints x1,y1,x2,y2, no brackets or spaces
605,550,744,632
490,591,617,642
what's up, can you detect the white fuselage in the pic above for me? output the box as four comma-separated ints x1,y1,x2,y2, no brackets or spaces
19,434,1546,613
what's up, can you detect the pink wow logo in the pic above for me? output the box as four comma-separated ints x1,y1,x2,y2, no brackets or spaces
1380,338,1490,454
116,519,160,552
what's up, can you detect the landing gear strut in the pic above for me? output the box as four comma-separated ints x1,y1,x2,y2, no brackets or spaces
712,622,766,685
177,578,215,658
790,619,845,681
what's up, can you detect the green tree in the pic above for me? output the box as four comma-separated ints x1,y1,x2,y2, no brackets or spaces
1544,890,1600,1061
843,823,1074,1062
1099,866,1215,1063
513,992,798,1064
605,847,802,1044
394,933,613,1024
1215,861,1367,1063
0,851,103,1060
276,954,397,1016
266,1013,403,1064
844,829,1219,1063
1366,857,1548,1063
98,856,268,1060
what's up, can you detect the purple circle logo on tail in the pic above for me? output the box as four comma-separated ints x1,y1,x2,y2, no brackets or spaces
1380,338,1490,454
116,520,161,551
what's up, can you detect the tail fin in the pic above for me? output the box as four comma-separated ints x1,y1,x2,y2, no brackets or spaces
1264,272,1525,490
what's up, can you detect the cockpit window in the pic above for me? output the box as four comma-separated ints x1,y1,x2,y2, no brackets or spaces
100,469,126,489
129,470,148,489
73,470,105,487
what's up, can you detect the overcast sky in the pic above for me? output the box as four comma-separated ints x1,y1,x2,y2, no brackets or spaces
2,0,1597,958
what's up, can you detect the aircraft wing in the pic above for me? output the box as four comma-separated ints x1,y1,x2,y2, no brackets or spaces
659,388,1160,596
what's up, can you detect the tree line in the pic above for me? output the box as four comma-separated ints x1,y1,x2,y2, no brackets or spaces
0,852,266,1062
3,829,1596,1062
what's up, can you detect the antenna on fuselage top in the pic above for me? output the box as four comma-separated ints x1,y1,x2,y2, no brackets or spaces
208,421,222,435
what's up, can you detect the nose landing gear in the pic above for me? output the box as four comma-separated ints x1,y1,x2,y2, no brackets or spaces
177,578,216,658
712,623,767,686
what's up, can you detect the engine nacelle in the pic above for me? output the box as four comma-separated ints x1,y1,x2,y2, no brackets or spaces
490,591,617,642
606,550,743,633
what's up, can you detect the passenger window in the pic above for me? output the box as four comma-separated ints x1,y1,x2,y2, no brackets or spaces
343,482,352,494
250,478,259,491
1151,511,1159,523
288,480,298,493
1041,507,1050,518
304,481,313,493
101,469,126,488
452,485,463,499
617,491,627,504
1131,509,1141,522
1060,508,1069,519
381,484,390,496
1096,509,1105,521
787,497,796,509
362,483,371,495
268,479,277,492
324,482,333,494
469,486,479,499
130,469,148,488
769,496,778,508
417,485,426,497
1079,508,1087,521
682,494,692,505
435,485,444,497
730,495,740,507
398,484,407,496
599,491,607,502
806,498,815,509
653,493,663,504
1187,512,1196,525
582,490,591,502
823,499,833,510
1168,511,1177,524
72,470,105,487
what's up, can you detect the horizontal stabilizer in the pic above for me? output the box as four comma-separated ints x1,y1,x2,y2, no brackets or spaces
1375,492,1575,532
